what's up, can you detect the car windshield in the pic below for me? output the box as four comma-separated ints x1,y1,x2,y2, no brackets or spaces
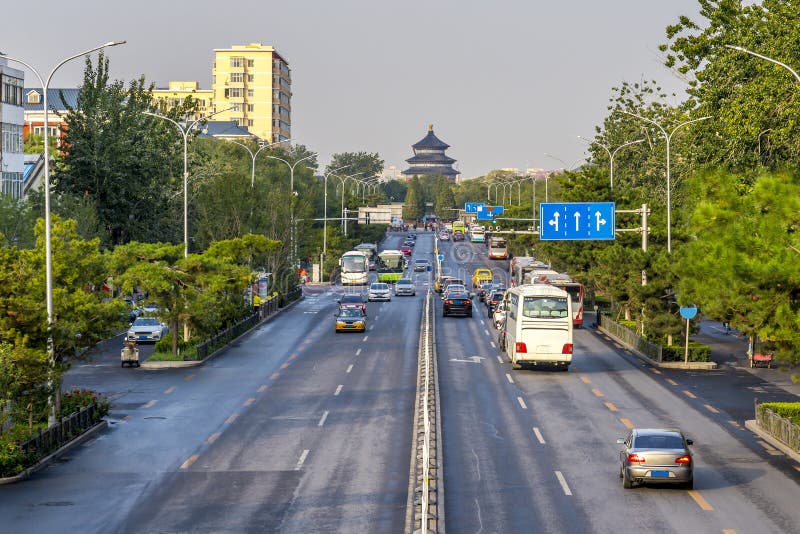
397,279,412,285
134,318,160,326
341,295,363,303
338,309,364,318
491,292,504,300
371,283,389,290
634,434,684,449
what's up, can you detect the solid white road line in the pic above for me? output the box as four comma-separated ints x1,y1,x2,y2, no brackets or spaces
506,373,514,384
318,411,329,427
517,397,527,409
346,364,353,373
334,384,343,396
356,348,362,356
533,427,546,444
555,471,573,496
496,355,503,364
295,449,310,470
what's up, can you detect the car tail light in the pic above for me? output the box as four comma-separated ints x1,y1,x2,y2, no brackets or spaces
465,299,471,306
444,299,452,305
675,455,692,464
627,453,646,463
562,343,573,354
515,342,527,353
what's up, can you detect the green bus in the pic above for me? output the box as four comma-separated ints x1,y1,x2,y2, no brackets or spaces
376,250,405,282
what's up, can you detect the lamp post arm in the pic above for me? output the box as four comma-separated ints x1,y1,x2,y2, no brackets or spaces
725,45,800,83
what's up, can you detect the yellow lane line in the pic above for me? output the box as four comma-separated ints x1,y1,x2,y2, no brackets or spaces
683,390,697,399
704,404,719,414
180,455,199,469
164,386,176,394
206,432,221,444
580,376,591,384
270,373,280,379
280,362,290,369
243,398,255,407
591,388,604,398
650,368,662,375
122,415,131,422
257,384,267,393
666,379,678,386
289,353,298,360
757,440,782,455
225,413,238,425
142,400,157,408
723,529,737,534
604,402,618,412
620,418,634,429
185,373,196,381
688,490,713,511
728,420,740,429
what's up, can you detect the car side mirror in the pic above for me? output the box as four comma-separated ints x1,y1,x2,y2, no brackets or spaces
616,438,625,444
685,438,694,446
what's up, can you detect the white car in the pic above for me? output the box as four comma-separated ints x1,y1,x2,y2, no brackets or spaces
493,306,506,330
127,317,169,343
394,278,416,296
368,282,392,301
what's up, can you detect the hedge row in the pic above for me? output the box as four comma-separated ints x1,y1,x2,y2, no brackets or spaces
760,402,800,425
661,343,712,363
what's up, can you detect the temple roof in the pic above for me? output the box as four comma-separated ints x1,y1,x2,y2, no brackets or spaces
405,153,456,165
402,165,459,176
412,124,450,150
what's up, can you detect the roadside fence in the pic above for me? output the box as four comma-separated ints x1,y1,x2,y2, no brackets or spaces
20,404,102,460
598,314,663,363
755,400,800,453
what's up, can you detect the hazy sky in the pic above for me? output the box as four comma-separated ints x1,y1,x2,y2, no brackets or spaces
3,0,702,178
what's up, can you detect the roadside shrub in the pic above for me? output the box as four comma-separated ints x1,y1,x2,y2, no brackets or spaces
661,343,711,363
60,389,110,418
154,333,193,354
0,433,32,478
760,402,800,425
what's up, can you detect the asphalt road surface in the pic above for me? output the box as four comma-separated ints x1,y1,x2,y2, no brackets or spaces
436,237,800,533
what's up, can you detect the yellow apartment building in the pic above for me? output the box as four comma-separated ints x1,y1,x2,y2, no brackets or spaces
212,43,291,143
151,81,213,120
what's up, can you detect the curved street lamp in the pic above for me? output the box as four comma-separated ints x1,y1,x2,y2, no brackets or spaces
227,138,294,188
577,135,645,190
725,45,800,83
621,111,711,253
143,107,232,257
1,41,126,425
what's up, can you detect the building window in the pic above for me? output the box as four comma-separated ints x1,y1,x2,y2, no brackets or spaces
247,104,254,112
33,126,59,137
225,88,243,99
231,103,243,112
230,57,243,68
0,172,24,199
2,75,23,106
26,91,41,104
230,73,243,83
247,59,254,67
247,89,254,97
247,74,254,82
2,123,24,153
247,119,254,127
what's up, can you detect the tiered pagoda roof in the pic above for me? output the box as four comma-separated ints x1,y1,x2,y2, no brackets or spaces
402,124,459,179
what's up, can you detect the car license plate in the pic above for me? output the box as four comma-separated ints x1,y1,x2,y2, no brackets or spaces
650,470,669,477
453,300,462,304
138,335,147,340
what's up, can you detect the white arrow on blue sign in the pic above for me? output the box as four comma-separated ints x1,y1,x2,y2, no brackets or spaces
539,202,615,240
476,205,505,221
465,202,485,214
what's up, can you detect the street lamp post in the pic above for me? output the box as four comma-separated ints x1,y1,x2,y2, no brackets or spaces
621,112,711,253
144,107,231,257
332,172,364,236
725,45,800,83
2,41,127,426
321,165,351,274
577,135,645,190
227,138,294,188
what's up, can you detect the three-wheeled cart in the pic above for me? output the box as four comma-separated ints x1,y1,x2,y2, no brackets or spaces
749,352,773,369
121,342,140,368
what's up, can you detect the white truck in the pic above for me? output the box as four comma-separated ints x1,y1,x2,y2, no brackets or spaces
500,284,573,370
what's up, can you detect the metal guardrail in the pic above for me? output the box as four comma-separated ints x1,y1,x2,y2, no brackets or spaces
20,404,102,459
599,314,663,362
407,290,442,533
755,400,800,453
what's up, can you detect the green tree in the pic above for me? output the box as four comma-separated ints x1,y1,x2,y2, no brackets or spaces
433,175,456,219
381,179,407,203
23,133,57,154
325,151,384,180
403,177,424,220
53,52,197,247
0,195,36,249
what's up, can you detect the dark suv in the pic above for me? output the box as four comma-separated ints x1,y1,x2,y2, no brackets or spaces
443,290,473,317
485,290,505,316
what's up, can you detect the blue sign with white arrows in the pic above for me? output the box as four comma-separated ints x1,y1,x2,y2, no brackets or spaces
476,205,505,221
539,202,615,240
465,202,485,214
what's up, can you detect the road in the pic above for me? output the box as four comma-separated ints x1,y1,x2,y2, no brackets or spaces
0,232,428,533
436,236,800,533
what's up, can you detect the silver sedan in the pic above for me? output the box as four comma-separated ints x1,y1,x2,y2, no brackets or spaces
618,428,694,489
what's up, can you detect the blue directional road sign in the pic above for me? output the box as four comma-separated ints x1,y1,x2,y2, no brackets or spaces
465,202,485,214
476,205,505,221
539,202,615,240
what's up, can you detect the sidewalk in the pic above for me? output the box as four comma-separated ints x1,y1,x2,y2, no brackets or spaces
693,319,800,399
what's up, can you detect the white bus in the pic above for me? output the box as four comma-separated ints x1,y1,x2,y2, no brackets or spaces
500,284,573,370
354,243,378,270
339,250,370,285
470,225,486,243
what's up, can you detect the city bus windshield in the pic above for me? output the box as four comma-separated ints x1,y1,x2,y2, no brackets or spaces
342,256,367,272
377,254,404,272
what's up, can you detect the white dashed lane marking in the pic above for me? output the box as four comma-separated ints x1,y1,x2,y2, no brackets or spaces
295,449,310,470
318,411,329,427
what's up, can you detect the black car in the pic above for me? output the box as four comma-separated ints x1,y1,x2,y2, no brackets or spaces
486,290,505,316
443,290,473,317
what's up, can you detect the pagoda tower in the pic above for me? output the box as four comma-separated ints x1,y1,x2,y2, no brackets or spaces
402,124,459,181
